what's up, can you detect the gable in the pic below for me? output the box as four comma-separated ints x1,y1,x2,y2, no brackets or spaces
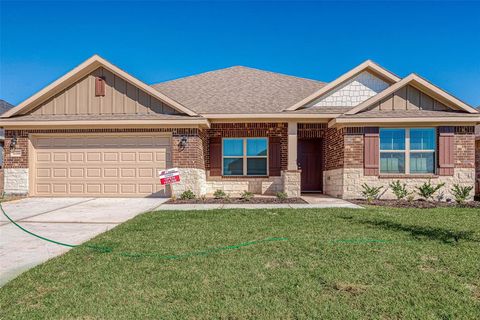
313,71,390,107
2,55,197,118
363,84,451,113
345,74,478,115
29,67,182,116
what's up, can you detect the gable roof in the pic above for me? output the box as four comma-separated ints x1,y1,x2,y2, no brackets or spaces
345,73,479,115
283,60,401,111
152,66,325,114
1,55,198,118
0,99,14,115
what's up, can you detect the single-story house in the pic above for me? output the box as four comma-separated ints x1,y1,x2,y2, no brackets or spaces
0,99,15,193
1,55,478,199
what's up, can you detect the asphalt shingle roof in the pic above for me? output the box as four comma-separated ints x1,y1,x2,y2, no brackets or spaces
152,66,326,114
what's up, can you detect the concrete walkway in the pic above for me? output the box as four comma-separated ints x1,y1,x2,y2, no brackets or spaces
0,198,168,286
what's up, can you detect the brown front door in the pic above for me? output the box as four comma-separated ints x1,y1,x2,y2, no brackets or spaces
298,139,323,192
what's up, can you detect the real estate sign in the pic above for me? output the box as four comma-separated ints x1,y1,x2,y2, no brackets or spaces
158,168,180,185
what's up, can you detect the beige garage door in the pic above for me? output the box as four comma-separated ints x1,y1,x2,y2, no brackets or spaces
31,134,172,197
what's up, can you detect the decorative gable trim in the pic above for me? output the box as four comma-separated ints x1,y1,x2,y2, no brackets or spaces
284,60,401,111
1,55,198,118
345,74,479,115
313,71,389,108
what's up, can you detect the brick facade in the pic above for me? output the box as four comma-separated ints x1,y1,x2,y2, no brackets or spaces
204,123,288,171
3,128,206,171
324,128,344,170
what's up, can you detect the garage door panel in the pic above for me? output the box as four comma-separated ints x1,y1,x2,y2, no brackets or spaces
69,168,84,178
86,152,102,162
70,152,84,162
53,168,68,178
86,168,102,178
32,135,171,197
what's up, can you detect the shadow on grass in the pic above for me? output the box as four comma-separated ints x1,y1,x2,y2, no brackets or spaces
338,216,479,244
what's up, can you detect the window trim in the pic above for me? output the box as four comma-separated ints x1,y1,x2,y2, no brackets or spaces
222,137,269,176
379,128,436,175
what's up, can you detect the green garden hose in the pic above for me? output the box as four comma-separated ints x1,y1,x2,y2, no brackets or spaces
0,202,288,259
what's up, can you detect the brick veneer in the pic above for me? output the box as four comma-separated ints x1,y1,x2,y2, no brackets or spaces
321,126,476,174
324,128,344,170
454,126,476,168
204,123,288,171
3,128,206,170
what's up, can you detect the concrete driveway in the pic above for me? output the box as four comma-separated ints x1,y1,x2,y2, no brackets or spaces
0,197,167,286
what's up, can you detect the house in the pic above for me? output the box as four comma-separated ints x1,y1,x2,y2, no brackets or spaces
476,116,480,196
0,99,15,193
0,55,478,199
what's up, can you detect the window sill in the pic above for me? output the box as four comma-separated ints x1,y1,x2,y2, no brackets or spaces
378,174,438,179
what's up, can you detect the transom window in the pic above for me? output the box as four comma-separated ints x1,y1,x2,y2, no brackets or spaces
380,128,436,174
222,138,268,176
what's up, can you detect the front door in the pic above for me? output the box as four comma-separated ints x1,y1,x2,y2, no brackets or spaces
298,139,323,192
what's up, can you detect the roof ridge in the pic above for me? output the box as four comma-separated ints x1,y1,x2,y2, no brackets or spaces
151,65,325,87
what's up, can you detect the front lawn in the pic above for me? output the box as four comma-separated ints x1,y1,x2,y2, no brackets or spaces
1,207,479,319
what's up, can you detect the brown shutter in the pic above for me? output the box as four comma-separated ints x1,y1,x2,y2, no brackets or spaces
269,137,282,176
209,137,222,176
438,126,454,176
364,127,379,176
95,77,105,96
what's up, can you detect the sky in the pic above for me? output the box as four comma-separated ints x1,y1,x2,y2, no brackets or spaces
1,1,479,107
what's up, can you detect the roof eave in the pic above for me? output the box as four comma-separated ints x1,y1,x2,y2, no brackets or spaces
328,116,480,128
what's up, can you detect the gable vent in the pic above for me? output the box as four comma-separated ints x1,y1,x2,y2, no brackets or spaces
95,76,106,96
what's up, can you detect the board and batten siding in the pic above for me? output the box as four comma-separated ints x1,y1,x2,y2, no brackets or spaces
31,67,181,116
368,85,450,112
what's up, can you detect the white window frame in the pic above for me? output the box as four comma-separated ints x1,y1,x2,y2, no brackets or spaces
379,128,436,175
222,138,269,176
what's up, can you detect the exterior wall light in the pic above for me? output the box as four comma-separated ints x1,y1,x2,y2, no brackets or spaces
10,135,17,150
179,135,188,149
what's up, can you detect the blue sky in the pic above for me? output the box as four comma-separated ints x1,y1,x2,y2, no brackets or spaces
1,1,479,107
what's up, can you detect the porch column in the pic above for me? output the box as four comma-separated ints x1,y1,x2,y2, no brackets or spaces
287,121,298,170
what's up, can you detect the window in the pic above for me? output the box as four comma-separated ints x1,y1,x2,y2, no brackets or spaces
380,128,436,175
380,128,437,174
222,138,268,176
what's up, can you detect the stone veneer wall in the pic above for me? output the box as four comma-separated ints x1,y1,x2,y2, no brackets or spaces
205,175,283,196
328,126,477,200
3,128,207,196
342,168,475,200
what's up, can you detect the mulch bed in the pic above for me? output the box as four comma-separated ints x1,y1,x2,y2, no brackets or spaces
166,197,307,204
351,199,480,209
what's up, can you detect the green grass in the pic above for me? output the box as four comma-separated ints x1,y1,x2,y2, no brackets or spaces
1,207,480,319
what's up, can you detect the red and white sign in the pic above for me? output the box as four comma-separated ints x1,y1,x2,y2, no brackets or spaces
158,168,181,185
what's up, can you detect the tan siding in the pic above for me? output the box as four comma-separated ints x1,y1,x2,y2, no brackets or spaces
365,85,458,114
30,67,183,116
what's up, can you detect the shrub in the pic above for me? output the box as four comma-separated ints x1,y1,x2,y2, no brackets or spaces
361,183,383,203
240,191,254,201
389,180,409,200
213,189,227,199
276,192,288,200
415,180,445,201
451,184,473,204
180,190,196,200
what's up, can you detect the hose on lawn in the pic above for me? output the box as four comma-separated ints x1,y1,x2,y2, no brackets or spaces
0,202,288,259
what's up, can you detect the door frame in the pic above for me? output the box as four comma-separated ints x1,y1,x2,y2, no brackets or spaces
297,137,324,193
